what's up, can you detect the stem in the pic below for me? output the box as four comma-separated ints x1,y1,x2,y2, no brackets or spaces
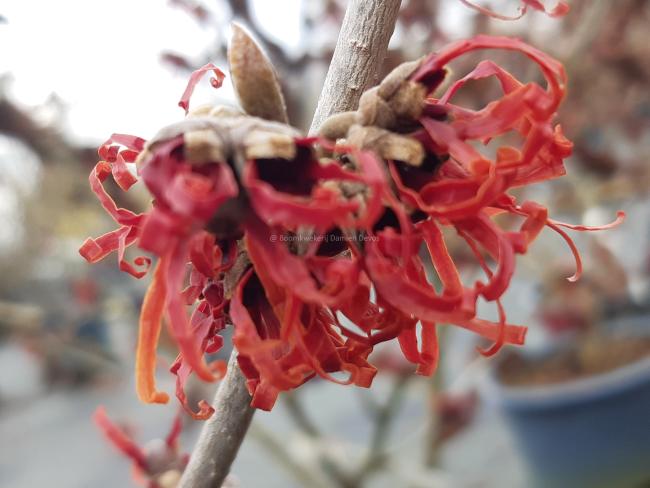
425,329,446,468
284,393,357,488
309,0,402,133
249,423,332,488
424,373,443,467
284,392,321,438
352,375,410,484
180,1,401,485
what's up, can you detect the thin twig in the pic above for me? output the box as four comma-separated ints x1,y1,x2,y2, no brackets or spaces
179,1,402,486
352,375,410,484
284,393,357,488
425,328,446,468
0,97,92,164
354,387,382,420
284,392,322,438
248,423,332,488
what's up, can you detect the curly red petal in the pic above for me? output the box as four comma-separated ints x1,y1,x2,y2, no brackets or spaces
165,410,184,449
458,0,568,20
135,259,171,405
244,148,385,230
230,270,307,401
178,63,225,114
244,218,360,308
165,238,216,382
99,133,145,191
93,407,148,472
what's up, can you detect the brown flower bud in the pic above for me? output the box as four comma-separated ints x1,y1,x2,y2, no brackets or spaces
243,129,296,160
387,80,427,124
347,125,424,166
318,111,357,140
377,58,423,100
184,129,226,164
138,115,301,170
358,86,396,128
228,23,289,124
156,469,182,488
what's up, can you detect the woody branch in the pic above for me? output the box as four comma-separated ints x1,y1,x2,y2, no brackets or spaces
178,1,402,486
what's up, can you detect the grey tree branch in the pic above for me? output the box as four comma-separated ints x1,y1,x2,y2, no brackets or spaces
179,1,401,486
309,0,402,133
178,351,255,488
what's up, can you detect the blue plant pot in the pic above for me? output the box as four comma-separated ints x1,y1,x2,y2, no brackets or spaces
492,354,650,488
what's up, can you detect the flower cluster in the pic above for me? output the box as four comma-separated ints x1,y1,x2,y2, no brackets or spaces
80,35,622,415
458,0,569,20
94,407,188,488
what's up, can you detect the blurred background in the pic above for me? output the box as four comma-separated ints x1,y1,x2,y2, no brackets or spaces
1,1,649,487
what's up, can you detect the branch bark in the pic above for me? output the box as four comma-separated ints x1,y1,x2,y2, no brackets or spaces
179,1,401,486
309,0,402,133
178,351,255,488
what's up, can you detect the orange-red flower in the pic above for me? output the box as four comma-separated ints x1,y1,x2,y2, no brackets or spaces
458,0,569,20
80,36,622,415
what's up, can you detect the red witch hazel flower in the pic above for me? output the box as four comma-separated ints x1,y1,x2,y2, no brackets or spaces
80,30,623,416
458,0,570,20
94,407,188,488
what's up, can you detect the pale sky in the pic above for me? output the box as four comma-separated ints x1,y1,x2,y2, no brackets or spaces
0,0,302,143
0,0,301,249
0,0,488,144
0,0,561,144
0,0,477,250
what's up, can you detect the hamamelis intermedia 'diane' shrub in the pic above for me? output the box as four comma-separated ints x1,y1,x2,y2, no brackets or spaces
80,30,623,418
